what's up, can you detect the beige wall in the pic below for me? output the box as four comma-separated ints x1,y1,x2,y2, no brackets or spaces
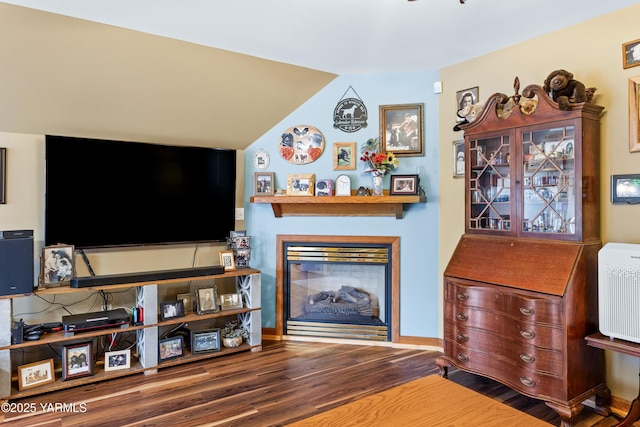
438,4,640,400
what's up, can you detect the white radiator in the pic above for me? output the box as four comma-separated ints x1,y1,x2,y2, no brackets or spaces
599,242,640,343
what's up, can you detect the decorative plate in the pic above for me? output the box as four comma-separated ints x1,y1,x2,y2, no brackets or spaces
278,125,325,164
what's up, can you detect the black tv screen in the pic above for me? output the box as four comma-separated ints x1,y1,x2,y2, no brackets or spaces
45,135,236,248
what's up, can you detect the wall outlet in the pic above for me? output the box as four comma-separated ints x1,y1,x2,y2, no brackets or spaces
235,208,245,220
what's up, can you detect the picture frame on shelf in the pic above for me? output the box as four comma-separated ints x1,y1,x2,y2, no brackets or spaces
177,292,193,313
390,174,420,196
62,341,94,381
379,104,424,156
159,300,185,322
629,76,640,152
195,284,219,315
333,142,356,170
219,250,236,271
219,293,244,310
286,174,315,196
40,244,75,288
190,328,221,354
158,336,185,362
104,349,131,372
0,147,5,204
623,38,640,69
254,172,275,196
17,359,55,391
453,140,465,178
315,179,333,196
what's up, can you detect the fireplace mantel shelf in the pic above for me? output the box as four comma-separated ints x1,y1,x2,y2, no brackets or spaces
250,193,426,219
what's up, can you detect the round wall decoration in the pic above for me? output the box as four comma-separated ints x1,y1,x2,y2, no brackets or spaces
278,125,325,164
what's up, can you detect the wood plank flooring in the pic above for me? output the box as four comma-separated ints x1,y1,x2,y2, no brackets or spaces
0,340,628,426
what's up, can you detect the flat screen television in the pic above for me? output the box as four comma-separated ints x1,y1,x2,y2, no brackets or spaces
45,135,236,248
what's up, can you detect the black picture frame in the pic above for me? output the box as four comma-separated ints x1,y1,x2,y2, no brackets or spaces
190,328,222,354
611,174,640,204
159,300,185,321
196,284,219,315
62,341,94,381
158,336,185,362
390,174,420,196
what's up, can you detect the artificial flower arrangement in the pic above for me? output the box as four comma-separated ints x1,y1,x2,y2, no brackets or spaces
359,137,399,195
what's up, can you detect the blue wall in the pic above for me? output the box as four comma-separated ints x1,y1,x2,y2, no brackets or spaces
244,71,441,338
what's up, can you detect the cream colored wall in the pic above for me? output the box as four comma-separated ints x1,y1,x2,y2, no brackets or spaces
438,4,640,401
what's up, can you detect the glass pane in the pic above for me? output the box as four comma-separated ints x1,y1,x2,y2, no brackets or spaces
469,135,510,231
521,126,575,234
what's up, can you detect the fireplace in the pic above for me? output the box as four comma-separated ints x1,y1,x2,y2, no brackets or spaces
277,235,399,342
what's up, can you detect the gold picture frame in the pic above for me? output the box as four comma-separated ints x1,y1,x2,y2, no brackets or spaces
18,359,55,391
629,76,640,153
333,142,356,170
286,174,315,196
623,38,640,69
379,104,424,156
219,250,236,271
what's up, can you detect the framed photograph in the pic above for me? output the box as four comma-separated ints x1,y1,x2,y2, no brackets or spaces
219,249,236,271
158,336,185,362
315,179,333,196
379,104,424,156
333,142,356,170
390,174,420,196
177,292,193,313
254,172,275,196
40,244,75,287
623,38,640,69
0,147,5,204
159,300,185,321
196,284,219,315
18,359,55,391
219,293,244,310
456,87,479,113
286,174,315,196
190,328,221,354
62,341,94,381
453,140,465,178
611,174,640,204
629,76,640,153
104,349,131,372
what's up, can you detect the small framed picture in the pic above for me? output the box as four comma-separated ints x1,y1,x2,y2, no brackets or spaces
333,142,356,170
390,174,420,196
219,293,244,310
456,87,479,114
18,359,55,391
219,250,236,271
287,174,315,196
315,179,333,196
40,244,75,287
0,147,5,204
177,292,193,313
158,336,185,362
623,38,640,69
453,140,465,178
379,104,424,156
254,172,275,196
196,284,219,315
104,349,131,372
191,328,221,354
159,300,185,321
62,341,94,381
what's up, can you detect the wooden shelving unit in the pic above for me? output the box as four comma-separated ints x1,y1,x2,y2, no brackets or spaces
250,193,426,218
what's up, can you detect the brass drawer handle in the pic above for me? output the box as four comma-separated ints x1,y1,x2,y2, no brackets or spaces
456,312,468,321
456,353,469,362
520,353,535,363
519,306,535,316
520,329,535,339
456,292,469,301
520,376,536,388
457,332,468,342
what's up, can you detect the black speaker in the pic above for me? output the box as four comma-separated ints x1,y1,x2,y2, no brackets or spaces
0,230,34,296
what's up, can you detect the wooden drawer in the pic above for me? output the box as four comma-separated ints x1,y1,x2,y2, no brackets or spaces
445,280,562,324
443,322,563,376
443,339,565,400
444,303,564,350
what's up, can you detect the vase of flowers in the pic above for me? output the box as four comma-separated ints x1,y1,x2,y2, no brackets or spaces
360,138,399,195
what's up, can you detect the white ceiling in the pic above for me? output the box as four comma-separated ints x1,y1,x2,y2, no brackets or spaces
2,0,639,74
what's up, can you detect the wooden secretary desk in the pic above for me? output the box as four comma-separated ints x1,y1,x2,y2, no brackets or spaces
436,79,610,427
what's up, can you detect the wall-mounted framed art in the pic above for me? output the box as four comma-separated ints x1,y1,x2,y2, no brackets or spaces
623,38,640,69
453,140,465,178
629,76,640,152
333,142,356,170
0,147,5,204
379,104,424,156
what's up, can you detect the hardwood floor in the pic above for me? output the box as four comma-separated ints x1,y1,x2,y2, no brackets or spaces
1,340,628,426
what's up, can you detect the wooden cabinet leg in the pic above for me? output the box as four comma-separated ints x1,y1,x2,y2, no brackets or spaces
545,400,584,427
434,356,449,378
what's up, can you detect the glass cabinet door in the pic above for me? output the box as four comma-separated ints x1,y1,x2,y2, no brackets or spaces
521,126,575,236
468,135,511,231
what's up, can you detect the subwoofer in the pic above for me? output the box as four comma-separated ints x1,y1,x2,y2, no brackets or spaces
0,230,34,296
